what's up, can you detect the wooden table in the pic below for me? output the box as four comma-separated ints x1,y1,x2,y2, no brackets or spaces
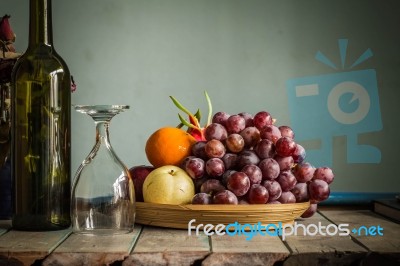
0,208,399,266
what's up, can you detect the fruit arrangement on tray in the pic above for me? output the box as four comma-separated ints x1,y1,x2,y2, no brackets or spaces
130,92,334,228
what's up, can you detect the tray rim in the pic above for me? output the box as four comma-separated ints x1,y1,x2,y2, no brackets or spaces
136,201,310,210
135,201,310,230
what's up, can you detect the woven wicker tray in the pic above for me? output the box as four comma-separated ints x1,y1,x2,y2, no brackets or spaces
135,201,310,229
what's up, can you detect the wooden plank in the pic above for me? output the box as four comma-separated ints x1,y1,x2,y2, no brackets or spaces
282,212,368,265
125,226,210,266
373,199,400,222
0,228,71,266
43,225,142,266
320,210,400,254
203,229,289,266
0,220,11,237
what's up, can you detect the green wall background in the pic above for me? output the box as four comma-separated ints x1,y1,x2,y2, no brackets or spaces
2,0,399,194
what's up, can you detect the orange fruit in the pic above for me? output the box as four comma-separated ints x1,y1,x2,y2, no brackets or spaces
145,127,196,168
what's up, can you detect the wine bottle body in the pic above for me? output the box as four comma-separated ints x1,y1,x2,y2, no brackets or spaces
12,50,71,231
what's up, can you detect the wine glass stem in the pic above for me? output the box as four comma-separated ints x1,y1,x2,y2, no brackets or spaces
95,121,111,146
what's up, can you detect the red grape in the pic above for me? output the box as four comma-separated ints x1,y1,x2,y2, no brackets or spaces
200,179,225,195
238,198,250,204
262,180,282,202
238,112,254,127
213,190,238,204
222,153,238,170
212,111,230,127
313,167,334,184
259,125,281,143
278,191,296,203
225,133,245,153
222,169,237,186
205,158,225,177
241,164,262,185
276,170,297,191
291,182,309,202
205,139,226,158
292,143,306,164
192,193,212,204
193,176,208,193
301,203,317,218
275,137,296,157
226,171,251,196
237,150,260,169
191,141,208,160
253,111,273,130
279,125,295,139
205,123,228,141
255,139,275,159
293,162,316,183
225,115,246,134
308,179,330,202
181,155,195,169
184,157,205,179
258,158,280,180
240,126,261,149
274,155,294,171
247,184,269,204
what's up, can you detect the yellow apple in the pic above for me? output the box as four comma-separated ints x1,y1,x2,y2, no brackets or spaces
143,165,195,204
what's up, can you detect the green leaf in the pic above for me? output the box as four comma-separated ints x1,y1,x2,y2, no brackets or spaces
204,91,212,126
170,96,193,117
170,95,200,128
178,113,198,129
194,109,201,123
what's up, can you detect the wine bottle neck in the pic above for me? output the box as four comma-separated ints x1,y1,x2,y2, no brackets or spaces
28,0,53,47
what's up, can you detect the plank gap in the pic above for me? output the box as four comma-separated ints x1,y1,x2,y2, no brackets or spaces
279,234,294,255
317,210,372,253
127,225,144,254
208,235,213,253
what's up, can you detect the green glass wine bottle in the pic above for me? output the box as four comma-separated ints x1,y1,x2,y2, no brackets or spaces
11,0,71,230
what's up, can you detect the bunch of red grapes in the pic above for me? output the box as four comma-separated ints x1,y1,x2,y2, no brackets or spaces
181,111,334,218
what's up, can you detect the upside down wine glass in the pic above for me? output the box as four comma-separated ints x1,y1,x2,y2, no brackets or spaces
71,105,135,235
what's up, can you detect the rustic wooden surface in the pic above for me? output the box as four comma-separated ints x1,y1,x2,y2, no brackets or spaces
126,227,210,266
0,209,399,266
43,226,142,266
282,212,368,266
0,228,71,266
203,233,289,266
